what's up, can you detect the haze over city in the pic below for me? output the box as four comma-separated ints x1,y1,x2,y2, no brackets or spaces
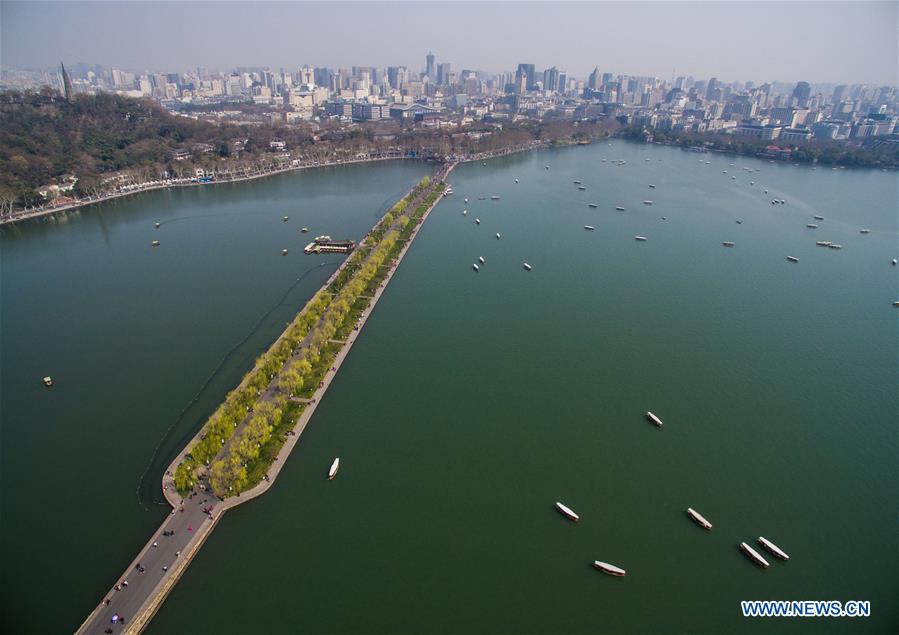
2,1,896,84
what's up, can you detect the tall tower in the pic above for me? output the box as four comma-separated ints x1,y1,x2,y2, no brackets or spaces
426,52,436,81
60,62,74,100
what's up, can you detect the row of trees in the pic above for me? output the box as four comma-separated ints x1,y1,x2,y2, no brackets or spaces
174,176,440,497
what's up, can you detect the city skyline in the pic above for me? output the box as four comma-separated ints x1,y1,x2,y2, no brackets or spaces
2,1,896,86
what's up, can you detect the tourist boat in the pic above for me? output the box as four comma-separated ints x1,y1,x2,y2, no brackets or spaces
282,249,288,255
814,215,824,220
722,241,735,247
815,241,832,247
828,244,842,250
860,229,870,234
648,184,656,188
643,200,653,205
475,219,480,225
578,186,587,191
315,235,331,242
573,180,582,184
523,262,532,271
472,263,479,272
588,203,598,208
584,225,595,231
757,537,790,561
283,216,289,222
491,196,501,200
787,256,799,262
151,240,160,247
645,411,663,427
154,222,161,228
635,236,648,241
479,256,485,264
593,561,626,577
42,376,53,387
462,210,467,215
615,206,625,211
740,542,770,568
328,458,340,480
496,233,501,240
301,227,309,233
806,224,818,229
686,507,713,530
554,501,578,521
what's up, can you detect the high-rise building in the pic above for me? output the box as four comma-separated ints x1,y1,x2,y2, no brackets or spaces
298,66,315,87
587,67,600,91
59,62,74,100
426,52,436,81
557,72,567,94
517,63,536,90
437,63,451,86
831,84,847,103
706,77,719,100
543,67,559,92
792,81,811,107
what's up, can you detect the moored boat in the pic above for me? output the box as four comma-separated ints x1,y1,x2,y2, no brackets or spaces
757,537,789,561
578,186,587,191
813,215,824,220
740,542,770,568
806,224,818,229
828,244,842,250
554,501,578,521
686,507,713,530
815,241,831,247
301,227,309,233
573,180,582,184
478,256,485,263
593,561,626,577
328,457,340,480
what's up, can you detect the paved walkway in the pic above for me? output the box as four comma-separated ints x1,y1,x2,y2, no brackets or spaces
76,164,455,635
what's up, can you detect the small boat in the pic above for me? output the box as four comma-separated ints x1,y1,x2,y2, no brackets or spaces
645,411,663,427
514,179,519,183
588,203,598,208
860,229,870,234
648,184,656,188
615,206,625,211
806,224,818,229
750,181,755,185
462,210,467,216
578,186,587,191
154,222,161,229
740,542,770,568
635,236,647,241
894,301,899,307
491,196,501,200
151,240,160,247
328,458,340,480
554,501,578,521
472,263,479,272
813,215,824,220
828,244,842,250
786,256,799,262
464,198,469,203
584,225,595,231
477,197,486,201
732,176,736,180
282,249,288,255
722,241,735,247
478,256,485,263
283,216,289,222
482,162,486,166
301,227,309,233
496,233,501,240
736,220,743,224
686,508,713,530
573,180,582,184
892,259,897,266
643,200,653,205
593,561,626,577
764,189,768,194
42,376,53,387
545,165,550,170
523,262,532,271
661,217,668,221
815,241,832,247
757,537,790,561
475,219,480,224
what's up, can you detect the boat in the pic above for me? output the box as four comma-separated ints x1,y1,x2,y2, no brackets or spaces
42,376,53,387
154,222,160,228
151,240,160,247
578,186,587,191
314,235,331,242
523,262,532,271
593,561,626,577
813,215,824,220
283,216,289,222
477,197,486,201
806,224,818,229
328,458,340,480
736,220,743,224
686,508,713,530
815,241,832,247
648,184,656,188
645,411,663,427
282,249,288,255
615,206,625,211
828,244,842,250
757,537,790,561
584,225,595,231
764,189,768,194
588,203,598,208
496,233,501,240
475,219,480,225
478,256,485,264
301,227,309,233
545,165,549,169
894,301,899,307
573,180,582,184
643,200,653,205
472,263,479,272
892,259,897,266
661,217,668,221
635,236,647,241
464,198,469,203
514,179,519,183
787,256,799,262
462,210,467,215
740,542,770,568
722,241,735,247
860,229,870,234
554,501,578,521
491,196,501,200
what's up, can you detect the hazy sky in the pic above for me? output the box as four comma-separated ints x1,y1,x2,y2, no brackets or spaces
2,1,896,85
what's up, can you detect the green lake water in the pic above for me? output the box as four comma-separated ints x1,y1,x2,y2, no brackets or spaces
2,145,897,634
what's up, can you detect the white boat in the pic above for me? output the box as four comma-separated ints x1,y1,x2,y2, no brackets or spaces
593,561,626,577
545,165,550,169
813,215,824,220
588,203,598,208
736,220,742,224
860,229,870,234
462,210,467,215
615,206,625,211
491,196,501,200
464,198,469,203
806,224,818,229
892,259,897,266
722,241,735,247
514,179,519,183
815,241,832,247
154,222,161,228
645,411,663,427
328,458,340,480
523,262,532,271
472,263,479,272
151,240,160,247
686,508,713,530
787,256,799,262
757,537,789,561
475,218,480,224
584,225,595,231
496,233,501,240
554,501,578,521
282,248,288,255
301,227,309,233
478,256,485,263
635,236,647,241
740,542,770,568
283,216,289,222
828,244,842,250
643,200,653,205
43,376,53,387
578,186,587,191
573,180,582,184
648,184,656,188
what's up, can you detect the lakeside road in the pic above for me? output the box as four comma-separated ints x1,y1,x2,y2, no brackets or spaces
75,163,455,635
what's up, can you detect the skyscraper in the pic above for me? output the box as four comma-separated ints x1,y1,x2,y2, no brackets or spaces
517,63,536,90
792,81,811,107
543,67,559,92
587,67,600,91
437,63,451,86
59,62,74,100
426,52,436,81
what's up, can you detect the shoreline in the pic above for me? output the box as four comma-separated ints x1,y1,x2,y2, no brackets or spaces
76,164,455,635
